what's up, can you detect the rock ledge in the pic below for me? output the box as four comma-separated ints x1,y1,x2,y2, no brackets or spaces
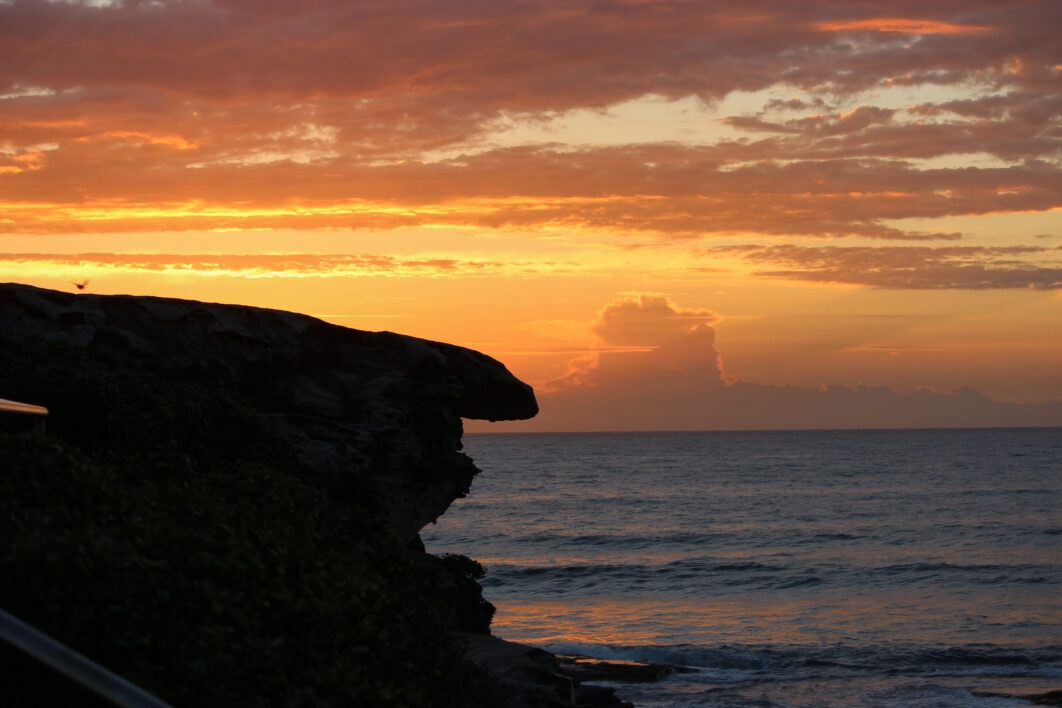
0,283,536,543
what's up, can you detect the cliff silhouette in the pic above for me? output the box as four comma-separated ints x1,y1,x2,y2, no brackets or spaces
0,283,639,707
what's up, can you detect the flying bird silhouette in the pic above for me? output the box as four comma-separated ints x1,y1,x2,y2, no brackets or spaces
72,280,89,291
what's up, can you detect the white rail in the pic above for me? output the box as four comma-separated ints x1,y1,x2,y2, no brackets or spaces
2,397,173,705
0,398,48,416
1,609,174,708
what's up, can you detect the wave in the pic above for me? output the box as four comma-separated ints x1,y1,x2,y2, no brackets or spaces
481,557,1059,593
870,561,1058,584
487,558,783,576
541,641,1062,682
811,532,864,540
481,557,808,593
511,530,729,548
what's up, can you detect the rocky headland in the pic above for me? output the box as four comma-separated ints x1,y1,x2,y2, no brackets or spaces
0,282,648,707
0,282,537,546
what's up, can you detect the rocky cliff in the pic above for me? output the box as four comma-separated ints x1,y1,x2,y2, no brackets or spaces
0,282,639,708
0,283,536,545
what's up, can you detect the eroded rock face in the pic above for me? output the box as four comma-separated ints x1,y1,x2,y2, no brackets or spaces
0,283,537,543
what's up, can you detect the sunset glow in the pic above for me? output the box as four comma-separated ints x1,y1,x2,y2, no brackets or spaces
3,0,1060,430
813,18,989,34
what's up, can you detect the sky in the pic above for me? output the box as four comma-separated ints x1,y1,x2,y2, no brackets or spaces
2,0,1061,431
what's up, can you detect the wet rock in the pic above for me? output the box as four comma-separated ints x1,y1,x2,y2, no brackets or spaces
555,654,692,683
575,683,631,706
459,634,634,708
972,688,1062,705
1031,690,1062,705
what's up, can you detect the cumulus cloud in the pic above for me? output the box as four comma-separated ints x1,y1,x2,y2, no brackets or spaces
546,321,727,397
481,296,1062,431
591,295,717,347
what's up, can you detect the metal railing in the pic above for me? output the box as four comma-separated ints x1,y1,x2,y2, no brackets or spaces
3,396,171,705
0,398,48,417
1,609,174,708
0,396,48,432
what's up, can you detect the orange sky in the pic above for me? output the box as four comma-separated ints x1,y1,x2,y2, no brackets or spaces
2,0,1061,430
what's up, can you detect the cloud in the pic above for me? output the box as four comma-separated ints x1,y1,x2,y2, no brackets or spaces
478,295,1062,431
3,145,1058,239
546,320,727,396
0,0,1059,239
0,252,525,277
723,105,898,137
706,244,1062,289
5,1,1054,107
812,18,989,35
722,97,1062,163
591,295,717,346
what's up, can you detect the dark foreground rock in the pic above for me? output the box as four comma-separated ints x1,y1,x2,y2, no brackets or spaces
459,634,635,708
555,654,695,683
971,688,1062,705
0,283,667,707
0,282,536,544
1031,690,1062,705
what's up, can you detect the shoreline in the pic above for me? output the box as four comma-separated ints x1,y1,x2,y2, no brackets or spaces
459,632,689,708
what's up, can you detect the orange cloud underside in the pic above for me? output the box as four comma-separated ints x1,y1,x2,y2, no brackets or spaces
0,252,525,278
815,18,988,34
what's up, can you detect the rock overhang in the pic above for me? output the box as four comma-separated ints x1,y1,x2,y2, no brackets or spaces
0,282,538,542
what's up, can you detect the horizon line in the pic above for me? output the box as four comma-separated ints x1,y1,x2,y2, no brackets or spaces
463,424,1062,435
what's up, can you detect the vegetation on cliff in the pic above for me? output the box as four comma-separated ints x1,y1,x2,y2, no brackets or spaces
0,337,500,707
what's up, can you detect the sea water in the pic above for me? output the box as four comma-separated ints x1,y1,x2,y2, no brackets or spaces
422,429,1062,707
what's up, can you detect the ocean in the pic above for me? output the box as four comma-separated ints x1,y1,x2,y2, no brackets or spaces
422,428,1062,708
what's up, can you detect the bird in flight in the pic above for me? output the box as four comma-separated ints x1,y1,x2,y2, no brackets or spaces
72,280,89,291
